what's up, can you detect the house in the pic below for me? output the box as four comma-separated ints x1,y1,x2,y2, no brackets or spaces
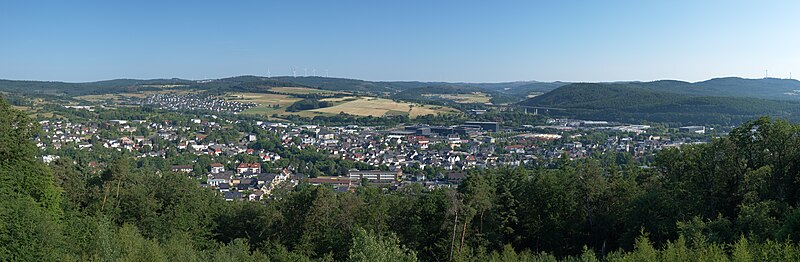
504,145,525,154
207,174,230,187
210,163,225,173
218,183,231,192
223,191,242,201
465,155,477,166
170,165,194,173
260,152,281,162
256,170,292,192
248,191,265,201
318,131,335,140
249,163,261,173
257,173,279,186
236,163,261,174
237,182,252,191
240,178,256,188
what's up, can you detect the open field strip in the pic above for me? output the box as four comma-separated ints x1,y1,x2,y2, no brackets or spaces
270,87,342,95
422,92,491,103
311,97,456,117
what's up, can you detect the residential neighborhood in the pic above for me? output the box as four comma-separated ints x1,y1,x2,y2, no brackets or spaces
35,111,711,201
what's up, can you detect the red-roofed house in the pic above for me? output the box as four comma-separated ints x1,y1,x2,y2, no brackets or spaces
236,163,261,174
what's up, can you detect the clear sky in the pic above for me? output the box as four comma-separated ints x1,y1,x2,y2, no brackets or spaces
1,1,798,83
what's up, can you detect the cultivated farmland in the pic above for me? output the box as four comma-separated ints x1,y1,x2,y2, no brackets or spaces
310,97,455,117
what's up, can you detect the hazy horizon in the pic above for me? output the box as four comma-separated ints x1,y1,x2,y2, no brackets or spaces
2,1,798,83
3,74,799,85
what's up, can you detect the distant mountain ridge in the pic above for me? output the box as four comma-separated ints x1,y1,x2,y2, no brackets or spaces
0,76,571,102
2,75,798,102
270,76,568,96
0,78,195,96
520,82,800,125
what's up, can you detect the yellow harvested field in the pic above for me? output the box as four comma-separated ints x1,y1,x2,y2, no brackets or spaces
310,97,455,118
271,87,340,95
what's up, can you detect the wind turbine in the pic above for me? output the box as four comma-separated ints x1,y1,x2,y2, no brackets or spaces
267,67,271,78
304,68,308,76
291,67,296,78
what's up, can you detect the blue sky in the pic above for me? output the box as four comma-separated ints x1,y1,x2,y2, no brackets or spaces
1,1,798,83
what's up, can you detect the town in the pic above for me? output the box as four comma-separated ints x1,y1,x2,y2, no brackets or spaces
36,104,715,201
141,94,257,113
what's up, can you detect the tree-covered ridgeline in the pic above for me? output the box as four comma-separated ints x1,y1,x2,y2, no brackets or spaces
521,82,800,125
7,95,800,261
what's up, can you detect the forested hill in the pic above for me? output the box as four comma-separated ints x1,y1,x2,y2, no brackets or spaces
0,76,566,99
270,76,568,96
0,76,302,96
683,77,800,100
270,76,800,100
271,76,436,94
624,77,800,100
472,81,568,95
0,78,194,96
520,82,800,125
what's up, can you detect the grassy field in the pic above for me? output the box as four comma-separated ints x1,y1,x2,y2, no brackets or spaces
226,92,302,115
422,92,492,104
11,105,55,118
270,87,341,95
310,97,455,117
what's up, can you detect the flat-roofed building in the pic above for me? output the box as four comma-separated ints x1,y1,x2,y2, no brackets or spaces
464,121,499,132
348,169,402,183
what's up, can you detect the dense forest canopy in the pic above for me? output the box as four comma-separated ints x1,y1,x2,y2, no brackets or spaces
7,95,800,261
